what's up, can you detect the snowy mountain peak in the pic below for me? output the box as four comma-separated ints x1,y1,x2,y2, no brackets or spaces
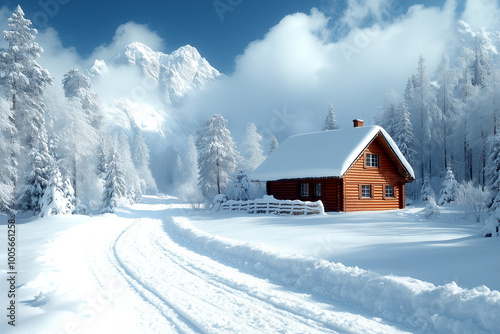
88,59,109,77
103,42,221,107
115,42,159,65
170,44,202,61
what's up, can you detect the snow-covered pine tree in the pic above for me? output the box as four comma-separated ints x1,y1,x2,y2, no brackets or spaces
436,54,457,169
471,33,490,89
196,114,238,200
403,76,415,107
1,6,52,214
438,167,459,205
269,135,279,155
132,129,157,194
454,50,477,182
323,103,338,131
486,131,500,209
98,136,111,177
58,69,104,211
420,176,435,202
0,97,16,214
229,170,250,201
176,135,201,201
173,154,184,189
392,101,416,165
39,163,75,217
184,135,200,184
377,89,400,137
410,55,441,180
62,68,104,130
240,123,265,173
117,131,141,202
101,147,127,213
0,5,52,150
17,130,52,214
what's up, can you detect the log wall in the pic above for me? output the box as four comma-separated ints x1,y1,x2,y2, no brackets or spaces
343,135,406,212
267,178,341,212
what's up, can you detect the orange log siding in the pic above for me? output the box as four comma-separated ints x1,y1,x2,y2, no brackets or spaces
343,135,406,212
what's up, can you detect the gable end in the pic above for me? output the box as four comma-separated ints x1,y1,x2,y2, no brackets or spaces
341,131,413,181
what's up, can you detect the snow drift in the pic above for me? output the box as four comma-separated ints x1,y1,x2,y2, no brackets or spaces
167,216,500,334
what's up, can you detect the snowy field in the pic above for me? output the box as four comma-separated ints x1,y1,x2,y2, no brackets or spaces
1,195,499,333
190,205,500,292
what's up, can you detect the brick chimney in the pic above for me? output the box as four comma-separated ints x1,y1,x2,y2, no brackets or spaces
353,119,364,128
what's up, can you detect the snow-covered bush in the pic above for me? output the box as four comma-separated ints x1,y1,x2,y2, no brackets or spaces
424,195,440,218
456,181,489,222
227,170,250,201
211,194,227,212
39,166,75,217
482,214,499,237
438,167,459,205
420,176,435,201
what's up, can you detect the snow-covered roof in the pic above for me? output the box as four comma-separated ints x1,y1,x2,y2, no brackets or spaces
251,125,415,181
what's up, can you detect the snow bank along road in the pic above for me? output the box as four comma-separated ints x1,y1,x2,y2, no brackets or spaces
5,195,500,333
7,195,410,334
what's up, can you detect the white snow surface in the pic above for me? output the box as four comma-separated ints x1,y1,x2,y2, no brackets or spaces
2,196,499,333
251,125,415,181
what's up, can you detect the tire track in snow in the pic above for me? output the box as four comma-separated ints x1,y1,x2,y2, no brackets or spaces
151,236,365,334
149,231,346,333
84,217,193,333
114,215,409,334
114,219,327,333
109,220,204,333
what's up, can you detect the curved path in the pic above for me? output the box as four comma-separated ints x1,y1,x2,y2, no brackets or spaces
46,196,411,333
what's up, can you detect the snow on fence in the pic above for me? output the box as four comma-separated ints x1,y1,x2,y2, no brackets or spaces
212,195,325,215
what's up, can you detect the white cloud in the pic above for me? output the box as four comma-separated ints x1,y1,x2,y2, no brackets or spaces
34,21,165,110
183,2,458,144
0,2,490,148
89,22,164,65
37,27,82,83
340,0,391,28
462,0,500,30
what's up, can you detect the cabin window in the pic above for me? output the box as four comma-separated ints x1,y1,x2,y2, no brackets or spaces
361,185,371,198
314,183,321,197
366,154,379,167
300,183,309,197
384,185,394,198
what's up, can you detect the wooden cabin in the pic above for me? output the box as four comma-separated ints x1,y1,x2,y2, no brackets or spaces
250,120,414,212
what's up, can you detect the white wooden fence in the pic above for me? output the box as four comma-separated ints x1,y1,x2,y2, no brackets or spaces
213,195,325,215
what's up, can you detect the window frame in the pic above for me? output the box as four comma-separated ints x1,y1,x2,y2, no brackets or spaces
300,183,310,197
383,185,395,199
314,183,322,197
359,184,372,199
365,153,379,168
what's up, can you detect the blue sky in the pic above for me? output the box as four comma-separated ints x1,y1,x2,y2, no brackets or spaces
1,0,497,141
4,0,450,74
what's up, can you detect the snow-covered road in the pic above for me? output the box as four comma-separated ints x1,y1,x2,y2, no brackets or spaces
7,195,500,334
9,196,411,334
